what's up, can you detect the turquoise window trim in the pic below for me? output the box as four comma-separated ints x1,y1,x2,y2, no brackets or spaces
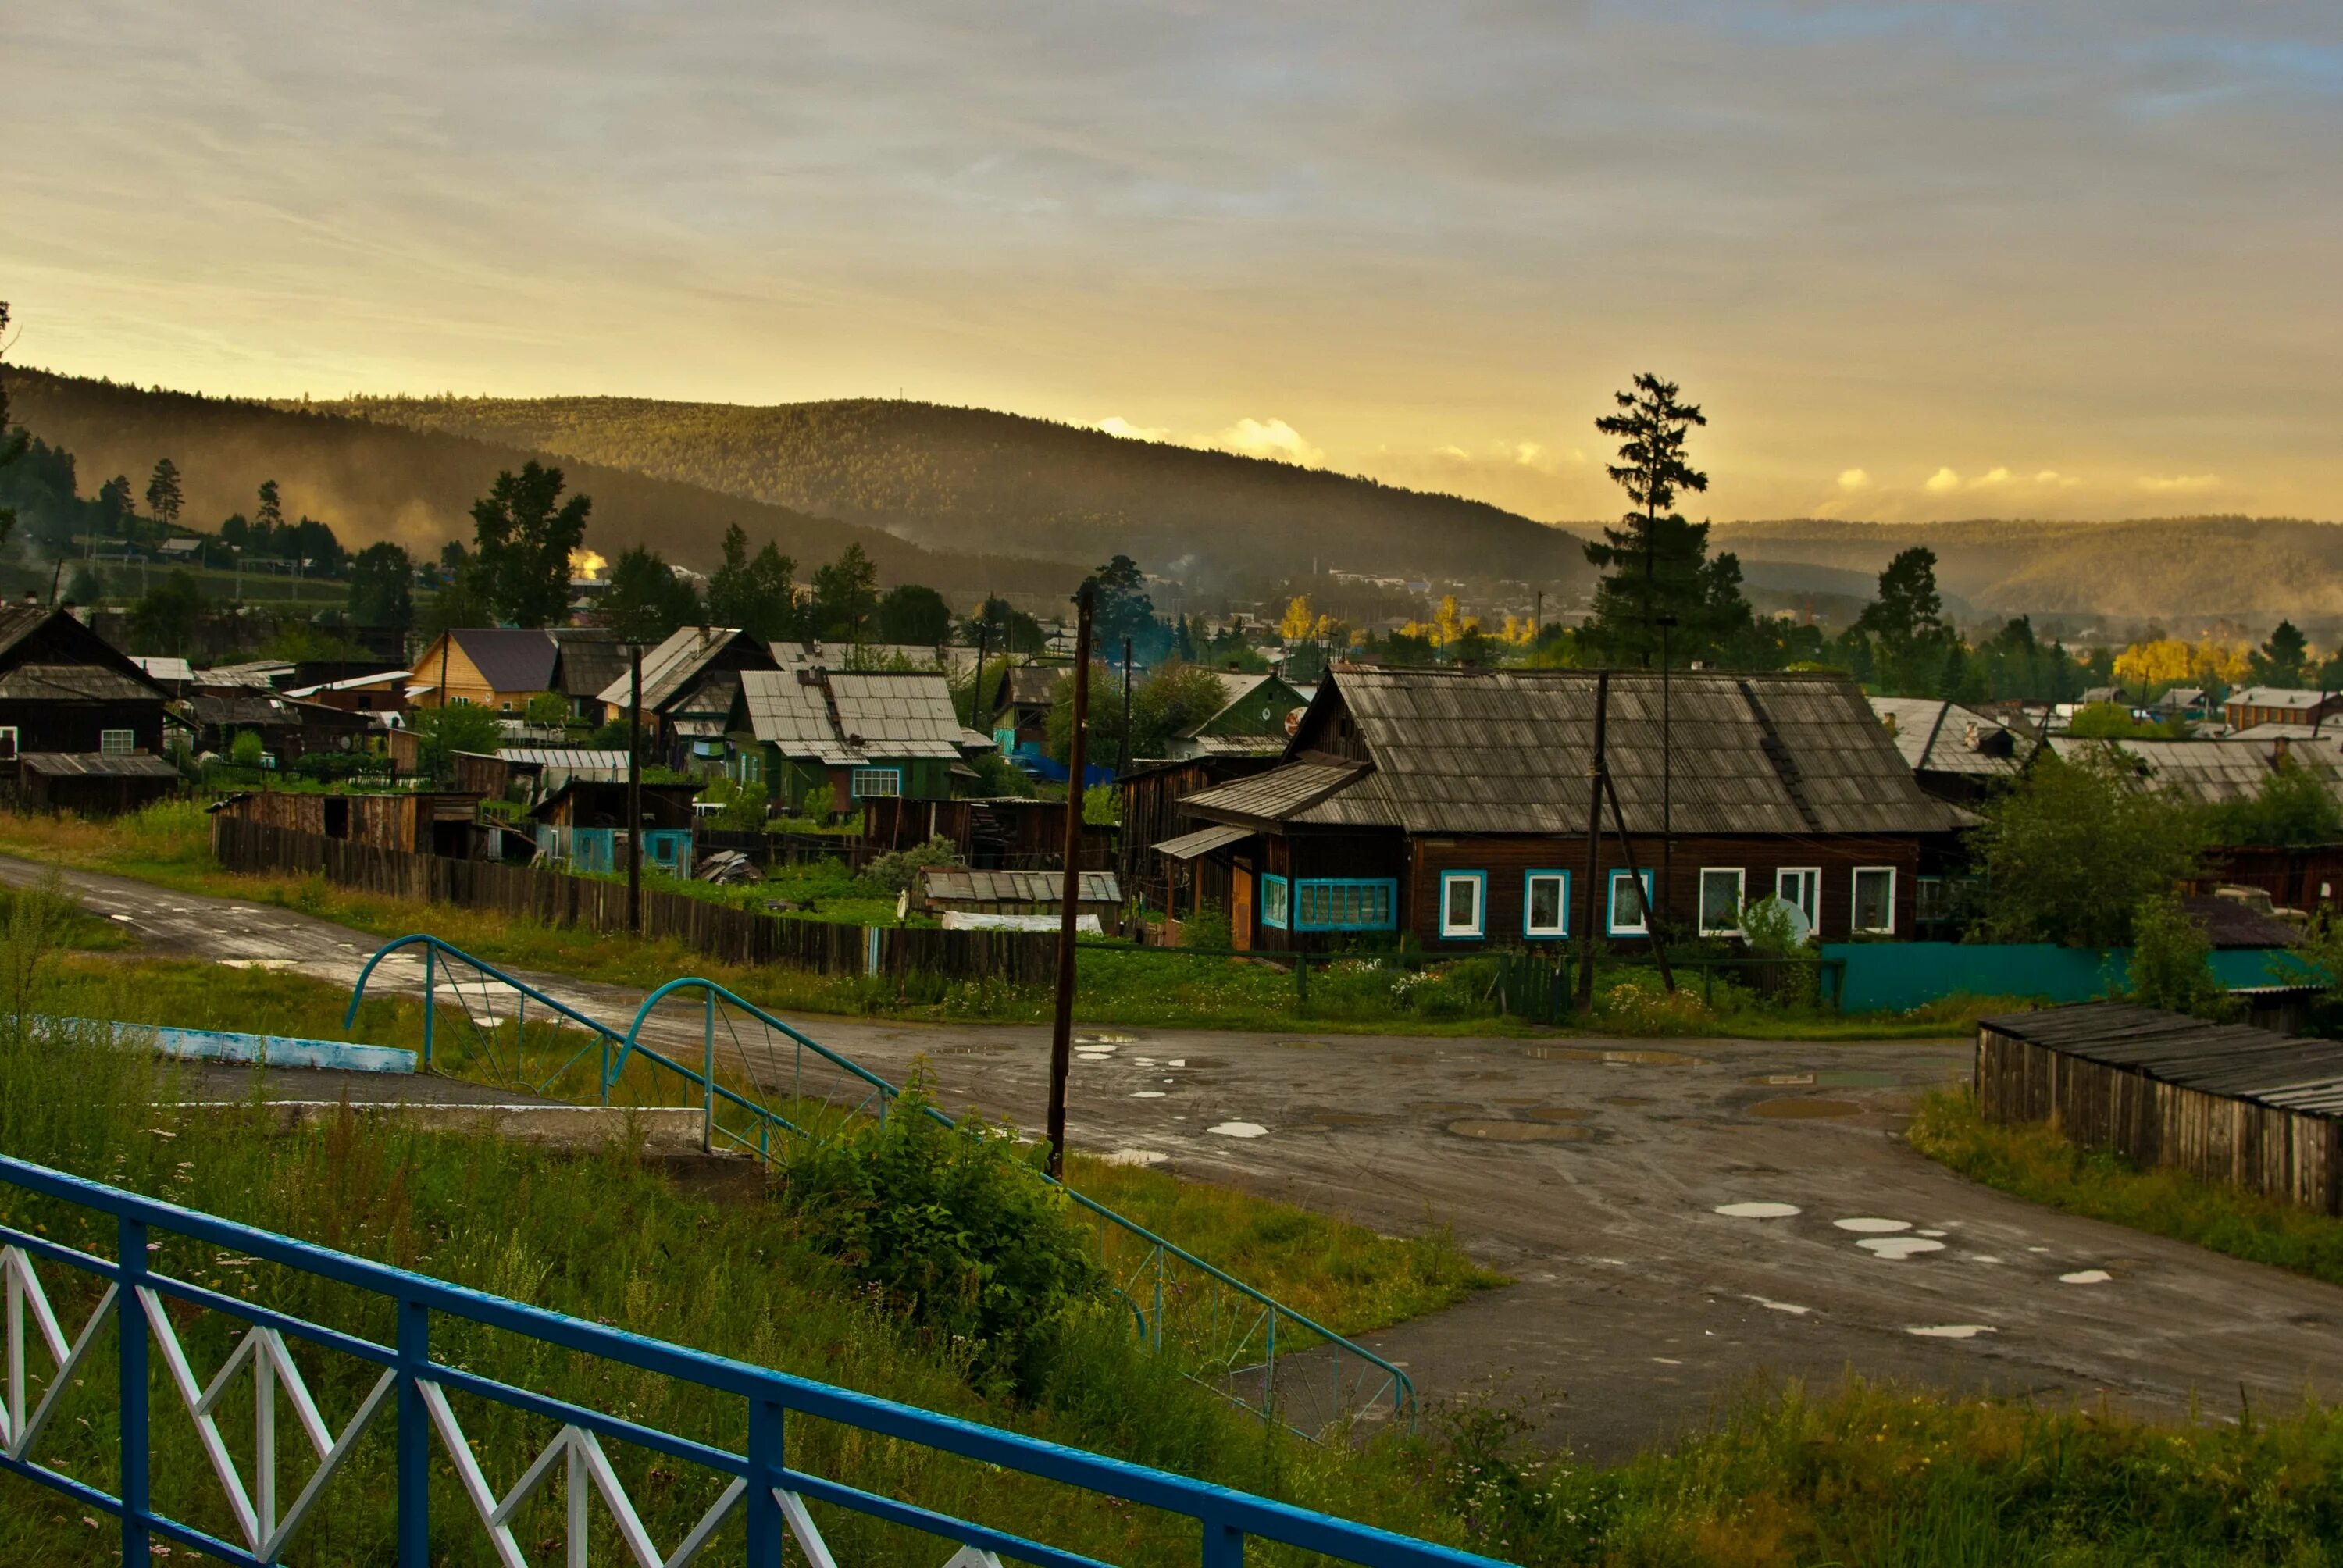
1292,878,1398,932
1522,868,1571,939
1261,873,1291,930
1607,868,1657,935
1439,870,1488,939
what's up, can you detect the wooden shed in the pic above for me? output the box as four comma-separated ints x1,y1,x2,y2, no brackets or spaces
1977,1003,2343,1213
208,788,484,856
918,868,1122,934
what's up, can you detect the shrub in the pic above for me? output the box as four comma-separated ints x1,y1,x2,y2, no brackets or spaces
2128,893,2238,1020
229,729,266,768
1179,900,1232,951
773,1070,1106,1395
864,834,961,895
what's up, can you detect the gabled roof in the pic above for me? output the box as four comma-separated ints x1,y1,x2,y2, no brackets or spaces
1182,668,1967,837
440,629,558,694
0,608,168,702
1867,696,2029,778
19,751,180,779
736,668,851,762
0,665,163,703
1004,666,1065,707
598,626,765,711
828,672,965,759
921,868,1120,904
2045,735,2343,806
549,629,629,701
2227,686,2332,711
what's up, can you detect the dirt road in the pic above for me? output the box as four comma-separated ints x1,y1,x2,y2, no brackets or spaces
15,857,2341,1461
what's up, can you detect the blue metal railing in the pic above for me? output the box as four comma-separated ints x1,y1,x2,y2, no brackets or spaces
345,935,1419,1434
0,1153,1507,1567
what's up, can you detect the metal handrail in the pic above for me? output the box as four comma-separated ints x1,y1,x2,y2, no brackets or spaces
0,1153,1505,1568
348,937,1419,1428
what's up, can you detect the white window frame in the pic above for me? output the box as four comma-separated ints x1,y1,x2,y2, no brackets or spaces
1851,865,1898,935
1439,871,1486,939
1522,870,1570,939
98,729,135,756
850,766,903,799
1776,866,1821,928
1607,869,1654,935
1697,868,1747,937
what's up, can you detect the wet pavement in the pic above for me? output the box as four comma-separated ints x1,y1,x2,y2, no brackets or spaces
13,856,2343,1461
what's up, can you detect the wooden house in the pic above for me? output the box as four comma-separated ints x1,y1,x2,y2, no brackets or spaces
1161,667,1970,952
408,629,562,714
0,605,180,814
990,665,1066,760
730,667,982,814
209,788,485,856
1166,672,1311,761
596,626,779,764
530,777,701,875
2224,687,2343,731
186,692,374,764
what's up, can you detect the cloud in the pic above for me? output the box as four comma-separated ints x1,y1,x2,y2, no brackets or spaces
1093,415,1172,442
1214,417,1324,468
1924,467,1963,494
1837,468,1872,491
2138,473,2223,492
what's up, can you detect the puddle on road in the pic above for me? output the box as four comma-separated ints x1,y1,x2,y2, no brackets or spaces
1748,1097,1861,1120
1521,1046,1705,1067
1527,1107,1590,1122
2060,1269,2113,1285
1908,1324,1994,1339
1815,1070,1899,1089
1076,1032,1137,1045
1715,1202,1801,1219
1835,1217,1911,1234
1446,1118,1590,1143
1859,1236,1946,1259
1207,1121,1269,1139
1748,1073,1815,1086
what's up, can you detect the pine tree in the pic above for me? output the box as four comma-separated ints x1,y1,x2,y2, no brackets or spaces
707,523,800,641
145,458,184,528
811,543,879,641
255,479,283,531
1580,375,1747,668
469,462,590,628
97,475,136,540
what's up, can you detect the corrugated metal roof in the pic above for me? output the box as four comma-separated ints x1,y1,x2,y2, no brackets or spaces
132,657,195,684
597,626,756,711
737,668,851,761
2228,687,2330,711
1985,1003,2343,1117
1153,823,1253,860
828,672,965,758
1189,669,1964,836
1868,697,2030,777
2045,735,2343,806
922,868,1120,903
1004,666,1066,706
0,665,162,704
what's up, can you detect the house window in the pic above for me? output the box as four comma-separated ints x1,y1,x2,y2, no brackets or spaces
1916,875,1947,925
1439,871,1486,939
0,726,18,760
1523,871,1570,939
1607,869,1654,935
1698,868,1746,936
851,767,902,798
1776,867,1821,929
1852,867,1897,934
1293,878,1396,931
738,752,765,786
1261,874,1291,930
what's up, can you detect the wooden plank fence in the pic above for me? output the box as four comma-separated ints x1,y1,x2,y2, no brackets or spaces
212,817,1063,985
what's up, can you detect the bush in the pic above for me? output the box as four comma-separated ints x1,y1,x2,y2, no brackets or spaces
229,729,266,768
774,1071,1105,1395
2128,893,2238,1020
1179,900,1232,951
864,834,960,895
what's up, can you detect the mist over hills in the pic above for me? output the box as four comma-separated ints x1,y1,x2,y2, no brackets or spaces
1714,516,2343,631
301,394,1594,597
7,369,1067,597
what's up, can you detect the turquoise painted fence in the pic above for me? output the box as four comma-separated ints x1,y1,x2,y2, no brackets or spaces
1822,943,2321,1014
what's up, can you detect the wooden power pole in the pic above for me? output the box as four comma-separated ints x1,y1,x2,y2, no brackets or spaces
626,645,643,935
1047,585,1097,1178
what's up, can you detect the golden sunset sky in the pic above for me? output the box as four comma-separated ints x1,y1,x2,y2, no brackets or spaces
5,2,2337,525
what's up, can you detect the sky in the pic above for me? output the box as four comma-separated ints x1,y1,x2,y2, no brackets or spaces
5,1,2339,526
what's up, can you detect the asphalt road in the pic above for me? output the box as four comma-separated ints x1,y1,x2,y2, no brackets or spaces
14,855,2343,1461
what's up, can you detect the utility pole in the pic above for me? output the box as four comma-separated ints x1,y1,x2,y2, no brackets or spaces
1573,672,1610,1014
1047,584,1096,1178
1119,636,1133,775
1657,614,1677,938
972,619,990,734
627,645,643,935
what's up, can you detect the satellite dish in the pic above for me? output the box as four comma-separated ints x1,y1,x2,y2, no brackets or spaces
1742,894,1812,946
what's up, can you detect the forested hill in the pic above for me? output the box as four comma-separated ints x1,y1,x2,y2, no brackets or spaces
6,370,1068,594
1712,516,2343,625
302,394,1591,592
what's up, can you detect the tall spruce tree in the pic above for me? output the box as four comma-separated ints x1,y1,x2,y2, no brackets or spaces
1581,374,1746,667
145,458,184,528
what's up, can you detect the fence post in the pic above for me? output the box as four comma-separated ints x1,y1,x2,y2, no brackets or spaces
118,1214,151,1563
744,1391,785,1562
702,989,716,1155
398,1297,430,1566
1203,1519,1246,1567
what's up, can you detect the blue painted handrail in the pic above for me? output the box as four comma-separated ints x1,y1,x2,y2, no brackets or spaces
349,937,1419,1428
0,1153,1507,1568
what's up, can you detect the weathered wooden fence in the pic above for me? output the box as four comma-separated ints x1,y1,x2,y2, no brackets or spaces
212,817,1063,985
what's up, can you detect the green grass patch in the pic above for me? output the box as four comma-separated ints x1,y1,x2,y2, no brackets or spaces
1910,1084,2343,1288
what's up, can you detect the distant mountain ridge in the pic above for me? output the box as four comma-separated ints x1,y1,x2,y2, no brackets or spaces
301,394,1593,594
1713,515,2343,628
5,370,1066,597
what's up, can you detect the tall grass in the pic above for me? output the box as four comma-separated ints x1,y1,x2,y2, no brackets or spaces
1911,1085,2343,1288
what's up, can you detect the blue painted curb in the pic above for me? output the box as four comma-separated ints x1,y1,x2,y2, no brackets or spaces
37,1017,417,1074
